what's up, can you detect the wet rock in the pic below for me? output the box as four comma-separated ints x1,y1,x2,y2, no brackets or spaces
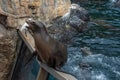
115,0,120,7
110,0,120,7
81,47,92,56
68,16,88,32
47,4,90,43
61,4,89,32
69,4,90,22
61,4,90,22
79,62,92,70
47,24,77,43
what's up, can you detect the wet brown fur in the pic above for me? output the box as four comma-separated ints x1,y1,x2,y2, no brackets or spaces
26,19,67,69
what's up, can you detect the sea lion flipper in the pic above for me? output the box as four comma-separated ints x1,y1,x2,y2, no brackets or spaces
47,55,56,68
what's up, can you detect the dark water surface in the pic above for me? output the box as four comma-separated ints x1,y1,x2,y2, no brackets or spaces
62,0,120,80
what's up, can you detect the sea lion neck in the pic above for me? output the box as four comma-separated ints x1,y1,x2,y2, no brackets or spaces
33,26,48,34
28,26,49,41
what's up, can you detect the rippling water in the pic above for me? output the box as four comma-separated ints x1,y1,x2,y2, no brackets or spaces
63,0,120,80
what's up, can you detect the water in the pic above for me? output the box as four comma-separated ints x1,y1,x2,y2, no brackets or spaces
62,0,120,80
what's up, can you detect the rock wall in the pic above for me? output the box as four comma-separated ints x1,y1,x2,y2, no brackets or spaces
38,0,71,22
0,0,71,28
0,15,17,80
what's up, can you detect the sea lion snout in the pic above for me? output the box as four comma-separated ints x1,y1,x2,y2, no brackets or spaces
26,19,39,32
26,19,36,27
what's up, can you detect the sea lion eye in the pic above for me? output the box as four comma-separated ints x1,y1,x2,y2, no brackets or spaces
31,21,35,24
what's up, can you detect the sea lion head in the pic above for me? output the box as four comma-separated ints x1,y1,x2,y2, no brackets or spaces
26,19,46,33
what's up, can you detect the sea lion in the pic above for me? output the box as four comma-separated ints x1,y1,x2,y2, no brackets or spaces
26,19,67,69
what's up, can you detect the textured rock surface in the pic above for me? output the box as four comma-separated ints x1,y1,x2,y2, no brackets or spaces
47,4,90,43
0,23,17,80
61,4,89,32
0,0,71,28
38,0,71,23
0,14,7,28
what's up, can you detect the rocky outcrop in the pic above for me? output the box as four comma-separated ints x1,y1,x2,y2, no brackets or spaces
47,4,90,43
38,0,71,22
0,21,17,80
0,0,71,28
61,4,89,31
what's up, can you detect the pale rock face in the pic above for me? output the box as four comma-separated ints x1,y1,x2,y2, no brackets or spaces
68,16,88,32
38,0,71,23
0,0,71,28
